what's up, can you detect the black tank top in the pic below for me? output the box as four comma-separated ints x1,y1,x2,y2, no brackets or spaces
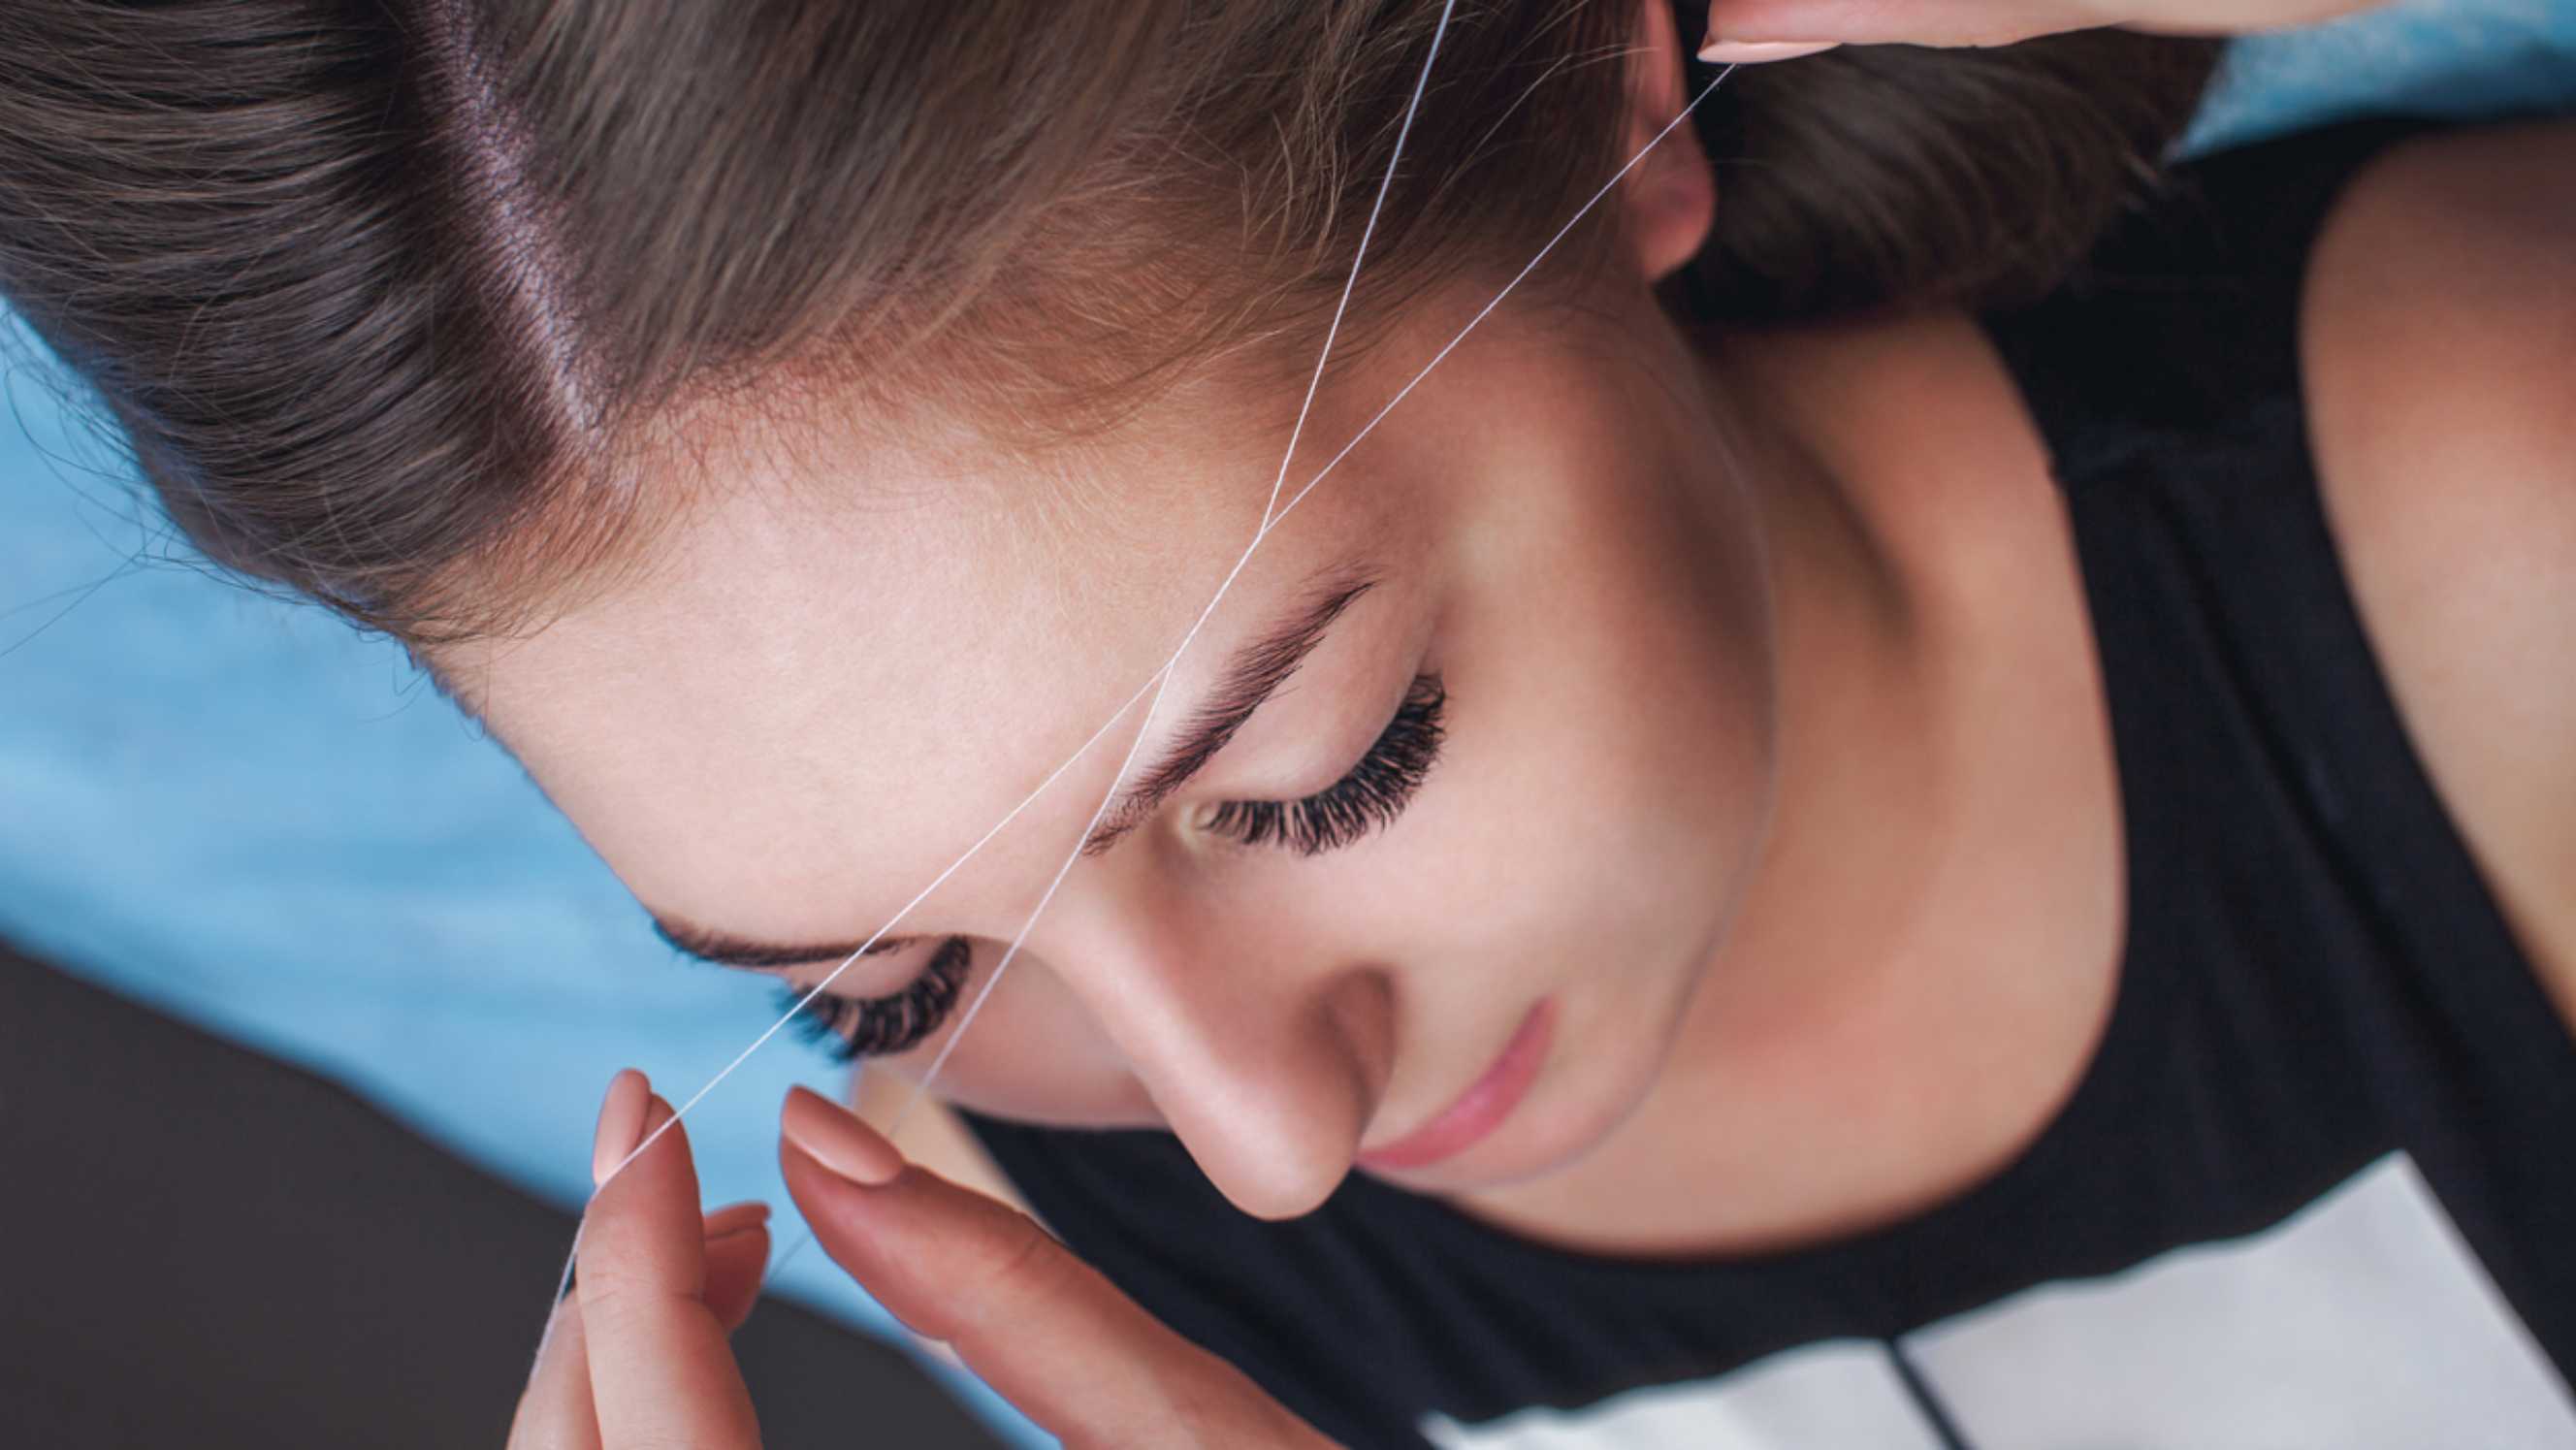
964,119,2576,1449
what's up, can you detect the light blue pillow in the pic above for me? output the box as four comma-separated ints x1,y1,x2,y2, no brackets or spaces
2183,0,2576,156
3,6,2567,1441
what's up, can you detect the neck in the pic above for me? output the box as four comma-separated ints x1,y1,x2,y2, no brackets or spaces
1663,321,1984,1238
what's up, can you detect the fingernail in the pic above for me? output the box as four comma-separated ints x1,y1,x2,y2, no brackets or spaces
782,1084,904,1187
592,1068,651,1187
1697,39,1840,62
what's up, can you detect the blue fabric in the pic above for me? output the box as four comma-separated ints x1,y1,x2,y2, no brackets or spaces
1,6,2565,1441
2183,0,2576,156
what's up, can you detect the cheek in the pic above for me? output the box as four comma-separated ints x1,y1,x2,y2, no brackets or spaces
1384,436,1777,1088
1437,518,1774,939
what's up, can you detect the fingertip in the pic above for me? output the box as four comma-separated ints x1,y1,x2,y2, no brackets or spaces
1697,2,1838,63
1697,38,1839,63
592,1068,652,1188
781,1083,904,1186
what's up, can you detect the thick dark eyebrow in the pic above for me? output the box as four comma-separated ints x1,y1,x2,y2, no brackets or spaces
650,916,920,972
1080,564,1380,856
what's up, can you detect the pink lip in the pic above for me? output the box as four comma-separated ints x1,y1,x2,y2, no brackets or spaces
1357,1000,1554,1173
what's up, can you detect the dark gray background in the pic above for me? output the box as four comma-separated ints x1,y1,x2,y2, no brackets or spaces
0,941,1003,1450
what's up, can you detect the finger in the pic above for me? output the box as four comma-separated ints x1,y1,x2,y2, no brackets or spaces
1701,0,2364,53
779,1087,1332,1449
507,1292,602,1450
703,1218,773,1334
1701,0,2116,51
1694,39,1843,62
506,1068,654,1450
700,1199,774,1333
592,1068,653,1189
578,1088,761,1448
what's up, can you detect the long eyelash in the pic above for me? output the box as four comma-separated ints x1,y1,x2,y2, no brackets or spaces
1203,674,1446,856
784,936,974,1063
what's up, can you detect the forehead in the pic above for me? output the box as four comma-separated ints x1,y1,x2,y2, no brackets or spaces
456,380,1428,939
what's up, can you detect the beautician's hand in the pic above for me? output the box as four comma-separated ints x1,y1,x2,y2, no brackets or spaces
509,1069,771,1449
778,1085,1341,1450
1697,0,2386,62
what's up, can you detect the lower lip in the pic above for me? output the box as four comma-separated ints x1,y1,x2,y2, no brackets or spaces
1357,1000,1555,1173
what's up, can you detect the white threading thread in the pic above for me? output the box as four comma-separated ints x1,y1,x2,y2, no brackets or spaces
1265,66,1733,540
541,49,1735,1365
537,0,1463,1356
1255,0,1444,533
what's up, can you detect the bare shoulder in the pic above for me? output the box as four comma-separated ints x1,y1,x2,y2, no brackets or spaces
2302,118,2576,1030
853,1071,1040,1221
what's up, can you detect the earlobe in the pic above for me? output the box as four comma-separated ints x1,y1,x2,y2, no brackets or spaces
1619,0,1720,282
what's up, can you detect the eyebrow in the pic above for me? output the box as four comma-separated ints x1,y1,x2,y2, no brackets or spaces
643,560,1378,971
1079,564,1379,855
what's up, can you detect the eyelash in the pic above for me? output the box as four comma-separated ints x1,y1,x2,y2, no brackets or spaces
787,675,1446,1061
1200,673,1447,856
784,935,973,1063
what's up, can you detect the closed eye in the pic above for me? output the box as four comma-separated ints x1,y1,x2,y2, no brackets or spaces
785,936,975,1062
1199,674,1446,855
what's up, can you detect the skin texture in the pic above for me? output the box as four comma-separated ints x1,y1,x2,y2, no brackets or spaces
499,8,2576,1446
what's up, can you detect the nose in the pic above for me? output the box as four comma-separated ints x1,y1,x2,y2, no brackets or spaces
1033,860,1396,1220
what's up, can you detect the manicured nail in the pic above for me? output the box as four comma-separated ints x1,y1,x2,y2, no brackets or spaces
782,1084,904,1186
702,1201,773,1241
592,1068,651,1187
1697,39,1840,62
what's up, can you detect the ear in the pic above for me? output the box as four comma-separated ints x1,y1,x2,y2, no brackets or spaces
1617,0,1719,283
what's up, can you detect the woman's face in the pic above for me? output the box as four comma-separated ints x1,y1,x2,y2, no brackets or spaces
460,277,1776,1220
458,25,1769,1218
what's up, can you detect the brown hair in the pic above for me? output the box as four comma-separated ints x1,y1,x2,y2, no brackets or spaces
0,2,2215,648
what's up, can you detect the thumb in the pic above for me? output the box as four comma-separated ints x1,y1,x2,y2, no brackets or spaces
778,1087,1336,1450
700,1201,775,1334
